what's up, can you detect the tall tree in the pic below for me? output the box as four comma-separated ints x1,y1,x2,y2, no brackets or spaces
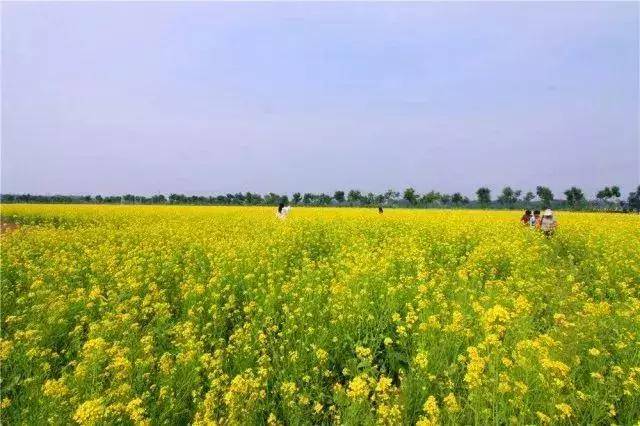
302,193,314,205
347,190,362,204
403,187,417,205
383,189,399,204
476,187,491,206
628,185,640,212
610,186,621,198
536,186,554,208
423,191,441,204
596,187,612,202
318,194,332,205
497,187,520,209
292,193,301,205
524,191,535,204
333,190,345,203
564,187,585,209
451,192,464,205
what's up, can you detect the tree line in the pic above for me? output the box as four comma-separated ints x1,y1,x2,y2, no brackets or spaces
2,185,639,212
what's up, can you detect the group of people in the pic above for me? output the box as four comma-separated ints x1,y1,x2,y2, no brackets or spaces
520,209,557,236
276,204,557,236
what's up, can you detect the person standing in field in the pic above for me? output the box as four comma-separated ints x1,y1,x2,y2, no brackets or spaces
378,206,384,214
540,209,557,236
277,203,291,220
520,210,532,225
530,210,541,229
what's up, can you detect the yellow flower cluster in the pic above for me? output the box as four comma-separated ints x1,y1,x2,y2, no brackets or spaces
1,205,639,424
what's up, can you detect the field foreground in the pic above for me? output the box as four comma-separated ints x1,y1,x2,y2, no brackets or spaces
1,205,639,425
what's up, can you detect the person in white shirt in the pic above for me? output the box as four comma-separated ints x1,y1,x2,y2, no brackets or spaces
539,209,557,236
277,203,291,220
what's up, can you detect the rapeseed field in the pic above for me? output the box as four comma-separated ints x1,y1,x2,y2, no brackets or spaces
1,205,639,425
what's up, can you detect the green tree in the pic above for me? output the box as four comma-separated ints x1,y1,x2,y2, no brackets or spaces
333,190,345,203
564,187,585,209
628,185,640,212
423,191,441,204
347,190,362,204
383,189,399,204
451,192,465,205
497,187,520,209
302,193,314,205
292,193,301,204
476,187,491,206
596,187,612,202
524,191,535,204
403,187,417,205
318,193,332,205
364,192,376,205
611,186,621,198
536,186,554,208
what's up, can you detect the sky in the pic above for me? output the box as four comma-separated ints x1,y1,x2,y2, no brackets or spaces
2,2,639,198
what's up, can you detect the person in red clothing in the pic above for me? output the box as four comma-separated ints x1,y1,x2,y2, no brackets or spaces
520,209,532,225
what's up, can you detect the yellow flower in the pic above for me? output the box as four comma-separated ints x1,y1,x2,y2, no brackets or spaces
422,395,439,419
443,393,460,413
73,398,107,425
536,411,551,424
355,346,372,360
0,339,13,361
464,347,486,389
555,403,573,419
347,374,370,400
414,351,429,370
315,348,328,363
42,378,70,398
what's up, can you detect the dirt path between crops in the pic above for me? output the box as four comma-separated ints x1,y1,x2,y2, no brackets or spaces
0,221,20,235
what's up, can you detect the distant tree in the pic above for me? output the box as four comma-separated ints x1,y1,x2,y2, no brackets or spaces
333,190,345,203
564,187,585,209
403,187,417,205
628,185,640,212
451,192,465,205
440,194,452,205
95,195,104,203
318,193,332,205
382,189,399,204
524,191,535,204
423,191,441,205
347,190,362,204
151,194,166,204
536,186,554,208
263,193,280,205
302,193,314,205
596,187,613,202
363,192,375,205
292,192,302,205
497,187,520,209
476,187,491,206
611,186,621,198
374,193,385,205
280,195,289,205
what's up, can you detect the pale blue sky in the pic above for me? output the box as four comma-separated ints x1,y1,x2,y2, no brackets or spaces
2,2,638,197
